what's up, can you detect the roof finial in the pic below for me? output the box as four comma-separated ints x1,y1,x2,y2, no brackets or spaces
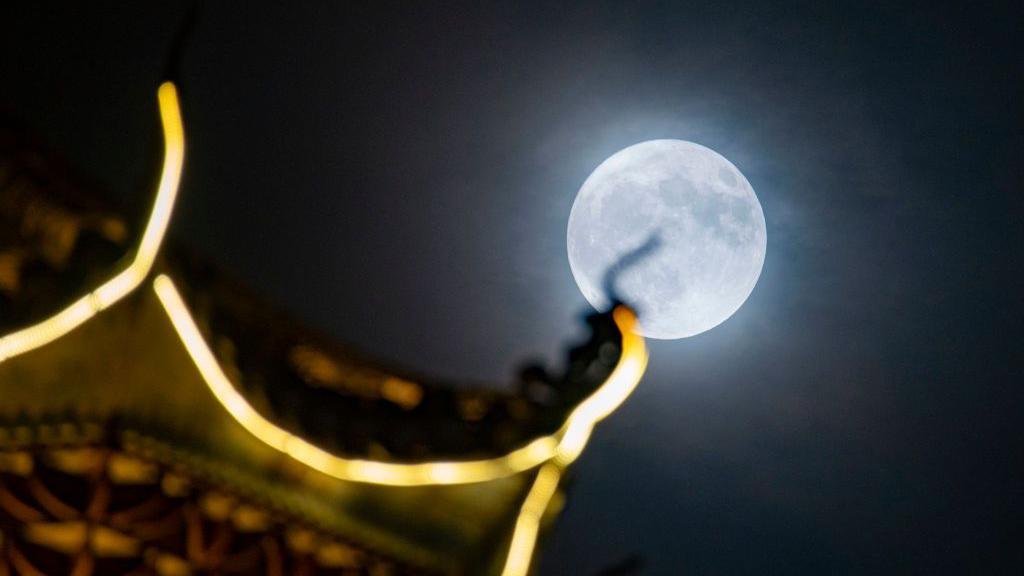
601,230,663,308
163,1,199,85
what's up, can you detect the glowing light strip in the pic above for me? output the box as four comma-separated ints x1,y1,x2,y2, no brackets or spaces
0,77,642,572
499,463,562,576
0,82,184,363
551,306,646,467
496,312,647,575
152,274,647,487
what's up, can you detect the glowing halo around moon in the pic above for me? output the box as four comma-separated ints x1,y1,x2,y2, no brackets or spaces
567,139,767,339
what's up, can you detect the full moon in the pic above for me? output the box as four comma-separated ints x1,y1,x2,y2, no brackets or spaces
567,139,766,339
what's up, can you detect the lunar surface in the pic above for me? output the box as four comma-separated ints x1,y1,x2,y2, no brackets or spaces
567,139,766,339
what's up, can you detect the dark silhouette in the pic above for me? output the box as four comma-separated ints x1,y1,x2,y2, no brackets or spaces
601,230,663,307
163,1,198,85
595,553,646,575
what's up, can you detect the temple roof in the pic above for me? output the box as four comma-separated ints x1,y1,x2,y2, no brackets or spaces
0,83,647,575
1,118,625,464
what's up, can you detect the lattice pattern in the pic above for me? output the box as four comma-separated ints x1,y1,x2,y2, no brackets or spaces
0,443,417,575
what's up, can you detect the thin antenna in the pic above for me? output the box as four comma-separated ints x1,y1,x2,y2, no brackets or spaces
163,1,199,84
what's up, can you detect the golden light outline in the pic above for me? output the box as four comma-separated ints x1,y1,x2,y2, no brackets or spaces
0,82,185,363
499,463,562,576
0,77,646,573
153,274,647,487
497,307,648,575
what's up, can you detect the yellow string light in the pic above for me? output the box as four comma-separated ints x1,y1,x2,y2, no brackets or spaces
0,82,185,363
497,308,649,575
0,77,648,573
153,274,647,486
499,463,562,576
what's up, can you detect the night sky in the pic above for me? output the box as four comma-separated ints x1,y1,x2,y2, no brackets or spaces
3,2,1022,573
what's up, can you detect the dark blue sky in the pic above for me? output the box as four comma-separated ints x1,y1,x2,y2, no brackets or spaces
3,2,1021,573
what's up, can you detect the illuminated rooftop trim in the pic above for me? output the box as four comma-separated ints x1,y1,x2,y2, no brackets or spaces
0,82,185,364
497,307,647,575
0,78,649,573
499,463,562,576
153,274,647,487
